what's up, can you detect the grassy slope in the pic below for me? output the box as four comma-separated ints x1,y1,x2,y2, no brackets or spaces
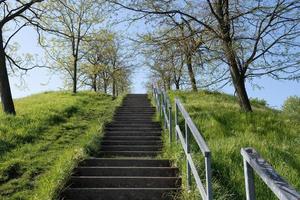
0,92,122,200
160,91,300,200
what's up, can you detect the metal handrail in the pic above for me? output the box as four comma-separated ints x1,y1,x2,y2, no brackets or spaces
153,85,173,143
152,85,212,200
241,148,300,200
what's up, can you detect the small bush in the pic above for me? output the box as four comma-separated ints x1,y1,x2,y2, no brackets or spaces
250,98,268,107
283,96,300,115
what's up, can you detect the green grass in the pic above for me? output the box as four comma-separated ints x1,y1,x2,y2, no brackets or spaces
158,90,300,200
0,91,122,200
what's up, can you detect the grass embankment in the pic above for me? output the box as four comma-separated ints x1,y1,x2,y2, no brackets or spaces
159,91,300,200
0,92,122,200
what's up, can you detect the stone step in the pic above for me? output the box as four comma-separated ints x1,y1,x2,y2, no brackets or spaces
102,136,161,141
116,109,155,112
104,131,161,137
98,151,161,157
67,176,181,188
74,167,179,177
106,127,162,131
111,119,159,123
106,123,160,128
101,145,162,151
115,112,154,115
61,188,180,200
109,121,159,124
113,117,154,121
117,108,155,111
116,108,155,111
79,158,171,167
101,140,162,145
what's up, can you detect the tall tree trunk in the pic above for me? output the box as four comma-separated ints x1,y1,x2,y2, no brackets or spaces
175,82,180,90
223,41,252,112
112,78,116,98
186,53,197,91
173,70,181,90
104,80,107,94
0,32,16,115
73,57,77,93
92,74,97,92
166,77,171,90
216,0,252,112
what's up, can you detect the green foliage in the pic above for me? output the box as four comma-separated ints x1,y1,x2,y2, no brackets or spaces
250,98,268,107
0,92,122,200
283,96,300,116
159,91,300,200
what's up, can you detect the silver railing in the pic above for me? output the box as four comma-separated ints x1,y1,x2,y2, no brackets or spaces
152,85,213,200
241,148,300,200
153,86,173,143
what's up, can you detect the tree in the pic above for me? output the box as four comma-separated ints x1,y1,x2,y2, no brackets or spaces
39,0,103,93
111,0,300,112
140,38,184,90
0,0,44,115
81,30,132,96
80,31,114,92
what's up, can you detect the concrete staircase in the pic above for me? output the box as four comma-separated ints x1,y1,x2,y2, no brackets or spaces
60,94,181,200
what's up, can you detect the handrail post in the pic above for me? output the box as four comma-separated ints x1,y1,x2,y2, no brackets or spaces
185,121,192,190
168,104,172,143
205,153,213,200
155,89,159,113
243,158,256,200
175,101,179,142
152,85,154,97
162,93,167,129
164,92,168,130
159,92,162,119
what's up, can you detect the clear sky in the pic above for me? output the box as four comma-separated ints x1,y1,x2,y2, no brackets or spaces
8,18,300,110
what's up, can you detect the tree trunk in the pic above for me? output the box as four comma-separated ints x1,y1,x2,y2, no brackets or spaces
235,77,252,112
73,56,77,93
186,53,197,91
216,0,252,112
92,74,97,92
223,41,252,112
112,78,116,98
173,72,181,90
175,82,180,90
166,76,171,90
104,80,107,94
0,32,16,115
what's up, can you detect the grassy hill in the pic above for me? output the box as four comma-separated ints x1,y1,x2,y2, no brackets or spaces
0,92,122,200
160,91,300,200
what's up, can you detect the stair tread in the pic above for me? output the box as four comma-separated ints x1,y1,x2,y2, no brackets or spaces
65,187,180,189
76,167,177,169
71,176,180,178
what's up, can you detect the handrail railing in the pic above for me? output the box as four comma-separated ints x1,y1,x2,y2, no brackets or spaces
152,85,300,200
241,148,300,200
153,86,173,143
175,98,212,200
152,85,212,200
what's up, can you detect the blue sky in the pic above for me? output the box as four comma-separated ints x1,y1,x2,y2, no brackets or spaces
8,20,300,109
